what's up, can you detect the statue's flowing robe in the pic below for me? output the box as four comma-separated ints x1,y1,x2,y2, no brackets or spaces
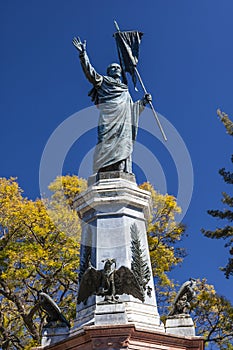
79,52,145,173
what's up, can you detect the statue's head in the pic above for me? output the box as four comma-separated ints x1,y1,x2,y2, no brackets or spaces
107,63,122,78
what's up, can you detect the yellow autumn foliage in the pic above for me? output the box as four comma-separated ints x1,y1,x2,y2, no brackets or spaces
1,176,232,349
139,182,185,289
192,279,233,348
0,176,87,347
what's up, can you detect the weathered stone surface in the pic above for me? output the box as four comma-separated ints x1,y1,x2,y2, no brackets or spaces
94,302,127,325
165,314,195,337
74,174,152,220
88,171,136,186
41,326,70,347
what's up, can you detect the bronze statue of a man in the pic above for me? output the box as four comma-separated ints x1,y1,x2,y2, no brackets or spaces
73,37,151,174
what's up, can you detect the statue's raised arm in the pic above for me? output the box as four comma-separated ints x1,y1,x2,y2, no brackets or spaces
72,36,86,53
73,36,103,88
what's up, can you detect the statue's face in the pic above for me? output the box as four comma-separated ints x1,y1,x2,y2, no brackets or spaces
107,63,122,78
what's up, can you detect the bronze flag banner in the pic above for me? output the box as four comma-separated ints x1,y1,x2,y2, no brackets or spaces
114,30,143,88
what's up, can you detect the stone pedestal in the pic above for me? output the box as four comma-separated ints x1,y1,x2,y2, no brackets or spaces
35,324,204,350
34,173,202,350
165,314,195,337
41,326,70,347
73,172,164,332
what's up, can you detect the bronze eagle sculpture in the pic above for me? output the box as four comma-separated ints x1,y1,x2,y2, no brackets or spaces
77,258,144,304
39,292,71,328
168,278,197,316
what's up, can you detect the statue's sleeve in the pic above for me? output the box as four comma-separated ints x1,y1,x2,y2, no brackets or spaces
134,99,146,115
131,99,145,141
79,51,103,87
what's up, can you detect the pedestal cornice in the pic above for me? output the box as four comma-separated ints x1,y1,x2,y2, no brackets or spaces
73,174,152,221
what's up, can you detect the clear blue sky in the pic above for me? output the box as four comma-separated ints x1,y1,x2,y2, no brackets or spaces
1,1,232,303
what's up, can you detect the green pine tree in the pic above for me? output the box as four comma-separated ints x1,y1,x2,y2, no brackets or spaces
202,110,233,278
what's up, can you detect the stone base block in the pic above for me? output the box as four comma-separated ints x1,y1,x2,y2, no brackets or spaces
74,301,164,332
125,301,164,331
88,171,136,186
38,324,204,350
165,314,195,337
95,302,127,324
41,326,70,347
74,303,96,328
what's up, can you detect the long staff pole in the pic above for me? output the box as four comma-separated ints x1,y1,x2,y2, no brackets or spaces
114,21,167,141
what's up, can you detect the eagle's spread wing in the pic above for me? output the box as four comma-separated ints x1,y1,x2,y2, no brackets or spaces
173,280,192,305
114,266,144,302
77,266,102,304
39,292,70,328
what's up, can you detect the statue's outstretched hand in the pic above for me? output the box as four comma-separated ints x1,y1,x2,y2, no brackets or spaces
72,37,86,53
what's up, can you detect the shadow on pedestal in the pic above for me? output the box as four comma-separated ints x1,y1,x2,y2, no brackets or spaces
165,314,195,337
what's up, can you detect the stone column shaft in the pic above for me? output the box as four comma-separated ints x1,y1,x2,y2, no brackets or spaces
73,173,164,332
